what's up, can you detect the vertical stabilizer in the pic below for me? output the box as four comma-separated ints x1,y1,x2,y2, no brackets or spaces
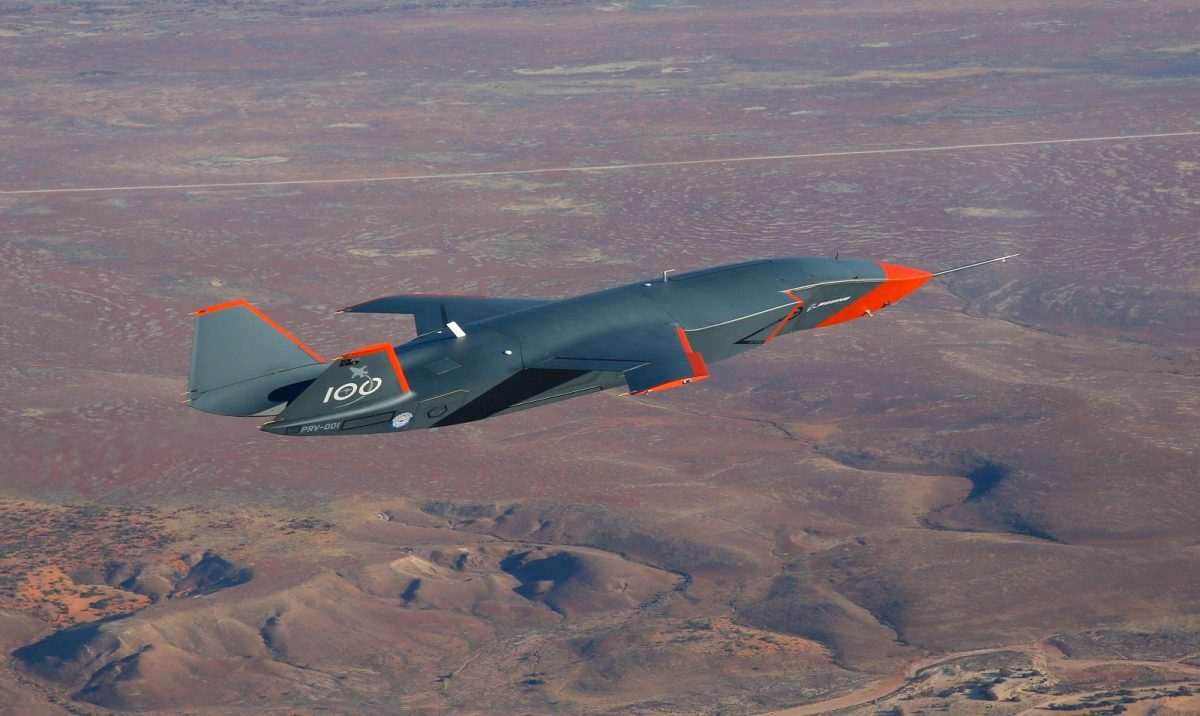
187,300,327,416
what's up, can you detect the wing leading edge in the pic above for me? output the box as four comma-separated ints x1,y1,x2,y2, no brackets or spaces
338,294,548,335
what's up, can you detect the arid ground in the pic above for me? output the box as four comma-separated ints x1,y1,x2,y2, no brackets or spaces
2,1,1199,714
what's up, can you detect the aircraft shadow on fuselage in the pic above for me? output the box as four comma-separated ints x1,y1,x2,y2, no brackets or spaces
432,368,594,427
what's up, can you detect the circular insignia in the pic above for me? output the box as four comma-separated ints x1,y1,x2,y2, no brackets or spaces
391,412,413,429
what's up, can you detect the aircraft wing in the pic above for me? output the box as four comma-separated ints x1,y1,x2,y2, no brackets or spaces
537,323,709,395
338,294,548,335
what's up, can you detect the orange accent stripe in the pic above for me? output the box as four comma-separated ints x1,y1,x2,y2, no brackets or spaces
192,299,247,316
342,343,411,393
764,290,805,345
192,299,325,362
675,326,695,353
634,328,710,394
677,327,710,381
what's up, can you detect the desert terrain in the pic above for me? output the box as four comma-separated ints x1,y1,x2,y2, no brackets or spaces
1,0,1199,713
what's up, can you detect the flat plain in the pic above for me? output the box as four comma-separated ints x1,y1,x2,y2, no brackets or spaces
1,1,1199,714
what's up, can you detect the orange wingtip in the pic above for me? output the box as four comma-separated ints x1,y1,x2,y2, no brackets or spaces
340,342,411,393
633,374,709,395
633,328,710,395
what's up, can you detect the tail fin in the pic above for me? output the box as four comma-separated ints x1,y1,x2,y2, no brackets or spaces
187,300,328,417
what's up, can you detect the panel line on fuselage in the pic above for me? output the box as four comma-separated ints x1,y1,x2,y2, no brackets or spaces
783,277,887,293
683,277,886,332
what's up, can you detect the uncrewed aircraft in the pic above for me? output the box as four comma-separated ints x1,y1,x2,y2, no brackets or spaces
186,254,1016,436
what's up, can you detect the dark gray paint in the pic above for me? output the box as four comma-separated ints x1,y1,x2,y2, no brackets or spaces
187,257,908,436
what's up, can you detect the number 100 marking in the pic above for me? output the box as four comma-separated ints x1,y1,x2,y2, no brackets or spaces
323,377,383,403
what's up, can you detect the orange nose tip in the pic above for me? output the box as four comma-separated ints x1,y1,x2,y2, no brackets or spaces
878,262,933,283
873,261,933,306
815,262,933,328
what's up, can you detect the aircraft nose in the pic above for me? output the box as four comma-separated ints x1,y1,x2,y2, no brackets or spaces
814,261,933,328
871,261,933,309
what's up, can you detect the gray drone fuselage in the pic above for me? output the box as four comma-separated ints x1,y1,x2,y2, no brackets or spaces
185,255,1012,436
